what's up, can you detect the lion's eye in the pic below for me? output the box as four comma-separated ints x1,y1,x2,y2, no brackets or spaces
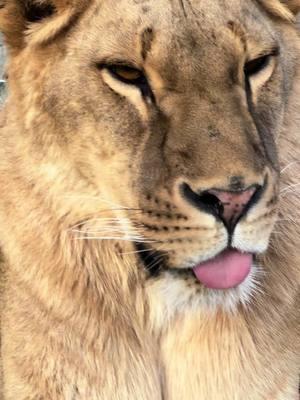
102,63,154,101
244,55,271,77
107,65,147,85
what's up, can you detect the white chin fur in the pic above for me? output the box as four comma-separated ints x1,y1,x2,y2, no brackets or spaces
146,264,264,331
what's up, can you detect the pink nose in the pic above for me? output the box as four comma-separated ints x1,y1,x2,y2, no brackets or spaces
208,188,256,227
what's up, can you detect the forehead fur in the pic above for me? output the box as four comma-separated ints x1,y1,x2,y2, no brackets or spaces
0,0,298,52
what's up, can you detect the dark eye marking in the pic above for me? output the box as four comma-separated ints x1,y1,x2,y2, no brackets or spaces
244,47,279,78
244,55,270,76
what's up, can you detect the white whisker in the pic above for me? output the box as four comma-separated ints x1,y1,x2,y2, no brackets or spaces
62,195,138,211
73,236,156,243
280,161,300,174
117,242,168,256
118,248,154,256
70,227,144,234
145,255,165,272
280,182,300,193
68,217,142,230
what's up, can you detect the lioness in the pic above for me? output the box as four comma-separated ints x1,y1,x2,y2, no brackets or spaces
0,0,299,398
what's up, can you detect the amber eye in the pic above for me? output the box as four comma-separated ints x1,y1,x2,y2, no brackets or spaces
107,65,147,85
244,55,271,77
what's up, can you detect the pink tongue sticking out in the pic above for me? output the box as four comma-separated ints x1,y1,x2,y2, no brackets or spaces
193,250,253,290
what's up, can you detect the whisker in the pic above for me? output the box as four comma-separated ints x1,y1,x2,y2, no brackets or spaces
68,215,143,228
280,182,300,193
280,190,300,198
116,242,169,260
73,236,157,243
68,217,144,230
118,248,155,256
145,254,165,272
61,195,136,210
70,227,145,234
276,219,300,224
280,161,300,174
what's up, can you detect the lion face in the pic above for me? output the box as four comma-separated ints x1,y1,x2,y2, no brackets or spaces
3,0,299,311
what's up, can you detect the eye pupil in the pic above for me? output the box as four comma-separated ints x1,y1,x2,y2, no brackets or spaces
244,55,270,77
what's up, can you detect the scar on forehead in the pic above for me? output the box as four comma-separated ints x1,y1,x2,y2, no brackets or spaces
141,27,155,60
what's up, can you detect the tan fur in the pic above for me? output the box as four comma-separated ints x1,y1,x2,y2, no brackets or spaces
260,0,296,20
0,251,5,398
0,0,299,398
158,75,300,398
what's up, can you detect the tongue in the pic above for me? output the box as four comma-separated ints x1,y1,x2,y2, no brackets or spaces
192,250,252,290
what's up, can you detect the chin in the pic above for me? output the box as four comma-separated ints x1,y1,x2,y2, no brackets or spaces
145,261,264,330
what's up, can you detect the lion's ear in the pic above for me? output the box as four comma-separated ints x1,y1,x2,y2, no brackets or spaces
0,0,86,51
281,0,300,14
259,0,300,20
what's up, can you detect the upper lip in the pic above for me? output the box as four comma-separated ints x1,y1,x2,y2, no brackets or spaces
135,241,254,277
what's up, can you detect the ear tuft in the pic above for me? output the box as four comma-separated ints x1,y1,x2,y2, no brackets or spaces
25,1,55,23
259,0,300,20
281,0,300,14
0,0,87,51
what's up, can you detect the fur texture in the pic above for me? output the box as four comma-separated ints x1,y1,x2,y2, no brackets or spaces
0,0,299,398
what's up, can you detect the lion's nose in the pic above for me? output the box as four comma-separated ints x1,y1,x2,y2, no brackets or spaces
181,183,260,232
208,188,257,227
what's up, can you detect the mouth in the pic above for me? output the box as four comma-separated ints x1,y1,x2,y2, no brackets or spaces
192,249,253,290
135,243,253,290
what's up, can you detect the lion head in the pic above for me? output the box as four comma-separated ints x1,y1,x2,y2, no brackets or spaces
0,0,300,316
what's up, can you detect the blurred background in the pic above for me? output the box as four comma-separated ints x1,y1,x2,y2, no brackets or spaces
0,35,6,103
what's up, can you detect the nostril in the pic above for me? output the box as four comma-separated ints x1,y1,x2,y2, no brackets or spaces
181,183,224,218
206,186,259,229
197,192,224,217
181,182,263,231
